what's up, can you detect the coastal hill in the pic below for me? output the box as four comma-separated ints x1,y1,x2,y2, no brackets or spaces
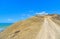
0,14,60,39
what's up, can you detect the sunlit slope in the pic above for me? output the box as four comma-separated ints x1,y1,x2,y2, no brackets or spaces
35,15,60,39
0,16,44,39
0,14,60,39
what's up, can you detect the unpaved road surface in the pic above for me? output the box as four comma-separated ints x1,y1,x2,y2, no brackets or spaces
36,17,60,39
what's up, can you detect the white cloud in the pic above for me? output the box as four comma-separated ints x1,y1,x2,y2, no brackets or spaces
36,11,48,15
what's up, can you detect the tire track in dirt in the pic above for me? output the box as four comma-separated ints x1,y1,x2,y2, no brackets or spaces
36,17,60,39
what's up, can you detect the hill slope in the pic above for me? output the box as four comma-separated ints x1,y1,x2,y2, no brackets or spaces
0,14,60,39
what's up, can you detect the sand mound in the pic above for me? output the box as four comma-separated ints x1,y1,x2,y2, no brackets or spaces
0,14,60,39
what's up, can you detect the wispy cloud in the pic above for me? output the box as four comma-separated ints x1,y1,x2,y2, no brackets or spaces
35,11,48,15
7,18,13,21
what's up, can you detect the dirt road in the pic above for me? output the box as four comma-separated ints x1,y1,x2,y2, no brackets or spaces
36,17,60,39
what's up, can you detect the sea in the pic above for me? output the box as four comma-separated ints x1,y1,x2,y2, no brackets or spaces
0,23,13,32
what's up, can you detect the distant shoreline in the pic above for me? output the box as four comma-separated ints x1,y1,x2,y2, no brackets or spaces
0,23,13,32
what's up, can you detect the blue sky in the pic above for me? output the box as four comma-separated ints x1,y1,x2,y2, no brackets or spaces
0,0,60,23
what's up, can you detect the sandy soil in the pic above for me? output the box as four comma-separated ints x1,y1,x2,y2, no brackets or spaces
36,17,60,39
0,15,60,39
